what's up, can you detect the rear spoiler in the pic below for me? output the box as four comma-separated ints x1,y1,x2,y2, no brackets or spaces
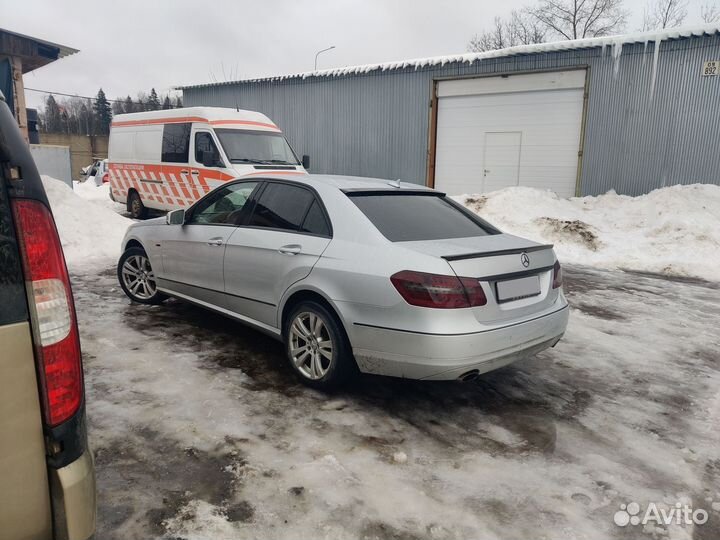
442,244,554,262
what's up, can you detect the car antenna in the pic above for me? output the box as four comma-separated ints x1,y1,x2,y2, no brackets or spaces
387,179,401,188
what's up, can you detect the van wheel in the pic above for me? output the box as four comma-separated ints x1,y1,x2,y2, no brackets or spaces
117,247,165,304
284,301,355,389
128,191,147,219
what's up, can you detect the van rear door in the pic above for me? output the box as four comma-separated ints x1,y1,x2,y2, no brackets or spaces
0,163,53,540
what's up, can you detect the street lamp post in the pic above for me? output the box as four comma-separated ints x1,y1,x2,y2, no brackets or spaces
314,46,336,71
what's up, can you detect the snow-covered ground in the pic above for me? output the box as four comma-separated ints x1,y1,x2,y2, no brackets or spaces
39,177,720,538
74,263,720,539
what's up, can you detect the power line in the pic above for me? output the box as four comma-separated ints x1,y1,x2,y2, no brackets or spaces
24,87,181,106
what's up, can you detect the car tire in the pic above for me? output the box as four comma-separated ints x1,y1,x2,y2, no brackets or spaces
117,247,166,304
128,191,148,219
284,301,355,389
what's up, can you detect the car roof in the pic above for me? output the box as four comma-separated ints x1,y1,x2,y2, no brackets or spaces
244,174,436,193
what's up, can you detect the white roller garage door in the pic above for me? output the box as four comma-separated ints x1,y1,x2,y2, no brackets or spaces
433,70,585,198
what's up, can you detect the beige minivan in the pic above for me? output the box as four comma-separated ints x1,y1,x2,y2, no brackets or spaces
0,90,95,539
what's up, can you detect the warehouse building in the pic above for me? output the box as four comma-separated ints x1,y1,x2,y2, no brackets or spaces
180,25,720,197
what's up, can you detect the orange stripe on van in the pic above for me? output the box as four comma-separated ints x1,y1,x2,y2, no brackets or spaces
111,116,280,131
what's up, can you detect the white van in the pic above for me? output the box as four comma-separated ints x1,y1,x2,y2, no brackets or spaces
108,107,308,218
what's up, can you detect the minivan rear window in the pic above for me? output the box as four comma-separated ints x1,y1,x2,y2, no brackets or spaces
348,192,497,242
0,180,28,325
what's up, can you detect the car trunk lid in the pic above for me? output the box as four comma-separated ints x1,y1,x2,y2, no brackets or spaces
397,234,560,323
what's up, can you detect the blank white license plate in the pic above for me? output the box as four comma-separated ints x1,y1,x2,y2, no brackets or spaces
495,275,541,303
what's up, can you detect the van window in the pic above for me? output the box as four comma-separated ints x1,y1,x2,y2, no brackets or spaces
161,123,191,163
195,132,223,166
215,129,300,165
247,183,314,232
0,180,28,325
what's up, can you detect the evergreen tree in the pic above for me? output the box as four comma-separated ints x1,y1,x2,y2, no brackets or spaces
174,96,183,109
93,88,113,134
44,95,62,133
147,88,160,110
162,95,172,110
124,95,134,114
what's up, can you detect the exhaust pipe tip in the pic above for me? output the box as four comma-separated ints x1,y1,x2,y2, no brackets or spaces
458,369,480,382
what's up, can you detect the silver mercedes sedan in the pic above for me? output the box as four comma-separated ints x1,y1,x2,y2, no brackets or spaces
117,175,569,388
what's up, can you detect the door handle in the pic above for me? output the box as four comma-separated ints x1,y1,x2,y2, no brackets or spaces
180,169,189,175
207,237,224,246
191,170,199,176
278,244,302,255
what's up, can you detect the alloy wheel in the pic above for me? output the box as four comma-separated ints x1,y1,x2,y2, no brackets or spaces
289,312,334,380
121,254,157,300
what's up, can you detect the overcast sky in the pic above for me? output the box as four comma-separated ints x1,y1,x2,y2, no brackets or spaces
1,0,713,110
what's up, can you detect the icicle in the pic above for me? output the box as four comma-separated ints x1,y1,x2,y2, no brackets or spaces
649,37,661,100
612,41,623,78
642,40,649,66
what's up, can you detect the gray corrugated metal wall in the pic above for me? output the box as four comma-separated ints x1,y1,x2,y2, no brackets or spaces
184,33,720,196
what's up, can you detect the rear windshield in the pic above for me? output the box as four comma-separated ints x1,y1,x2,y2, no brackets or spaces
348,192,496,242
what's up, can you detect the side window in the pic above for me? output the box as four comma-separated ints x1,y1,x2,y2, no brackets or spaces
188,182,259,225
194,132,222,166
247,183,314,232
161,123,191,163
300,200,331,237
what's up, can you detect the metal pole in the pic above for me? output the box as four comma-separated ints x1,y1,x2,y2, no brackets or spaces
314,46,336,71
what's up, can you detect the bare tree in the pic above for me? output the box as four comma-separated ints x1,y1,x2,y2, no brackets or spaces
468,10,546,52
530,0,629,40
642,0,687,30
700,2,720,22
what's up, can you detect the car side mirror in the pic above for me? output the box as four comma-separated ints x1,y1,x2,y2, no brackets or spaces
202,150,217,168
302,154,310,170
166,208,186,225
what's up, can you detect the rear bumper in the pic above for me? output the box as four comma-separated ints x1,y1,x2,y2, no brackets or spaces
50,450,96,540
351,305,569,380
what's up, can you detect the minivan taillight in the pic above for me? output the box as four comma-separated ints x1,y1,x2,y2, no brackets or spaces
552,260,563,289
11,199,83,427
390,270,487,308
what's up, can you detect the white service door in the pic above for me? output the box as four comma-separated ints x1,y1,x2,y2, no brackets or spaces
483,131,522,192
434,70,585,198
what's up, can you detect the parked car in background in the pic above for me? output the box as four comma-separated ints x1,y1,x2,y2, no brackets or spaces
0,91,96,538
79,157,108,186
108,107,310,219
117,174,568,389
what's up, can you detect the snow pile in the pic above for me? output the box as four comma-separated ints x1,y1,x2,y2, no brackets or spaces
41,176,131,270
457,184,720,281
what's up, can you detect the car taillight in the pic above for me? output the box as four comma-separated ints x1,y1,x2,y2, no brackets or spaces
552,260,563,289
390,270,487,309
11,199,83,427
101,172,109,183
